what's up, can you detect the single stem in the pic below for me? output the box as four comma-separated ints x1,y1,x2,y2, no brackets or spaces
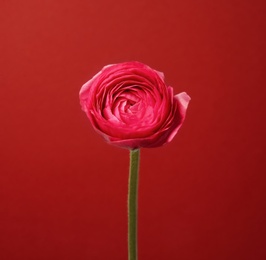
128,149,140,260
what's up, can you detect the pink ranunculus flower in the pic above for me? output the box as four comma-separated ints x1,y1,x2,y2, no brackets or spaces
79,61,190,149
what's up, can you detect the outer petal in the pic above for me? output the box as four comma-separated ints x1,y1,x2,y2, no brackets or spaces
166,92,191,143
175,92,191,113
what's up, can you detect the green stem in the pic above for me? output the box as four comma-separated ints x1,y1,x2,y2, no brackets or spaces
128,149,140,260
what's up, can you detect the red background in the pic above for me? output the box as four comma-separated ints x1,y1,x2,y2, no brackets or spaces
1,0,265,259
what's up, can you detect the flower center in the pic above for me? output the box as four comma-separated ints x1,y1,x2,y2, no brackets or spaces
125,99,137,112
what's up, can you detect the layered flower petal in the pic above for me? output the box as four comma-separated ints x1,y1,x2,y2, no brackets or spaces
79,61,190,149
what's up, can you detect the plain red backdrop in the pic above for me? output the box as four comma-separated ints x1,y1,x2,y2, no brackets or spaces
1,0,265,259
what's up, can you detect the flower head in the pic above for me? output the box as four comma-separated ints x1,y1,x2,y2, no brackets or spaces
80,61,190,149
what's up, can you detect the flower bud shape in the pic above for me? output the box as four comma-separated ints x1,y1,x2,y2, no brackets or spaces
79,61,190,149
